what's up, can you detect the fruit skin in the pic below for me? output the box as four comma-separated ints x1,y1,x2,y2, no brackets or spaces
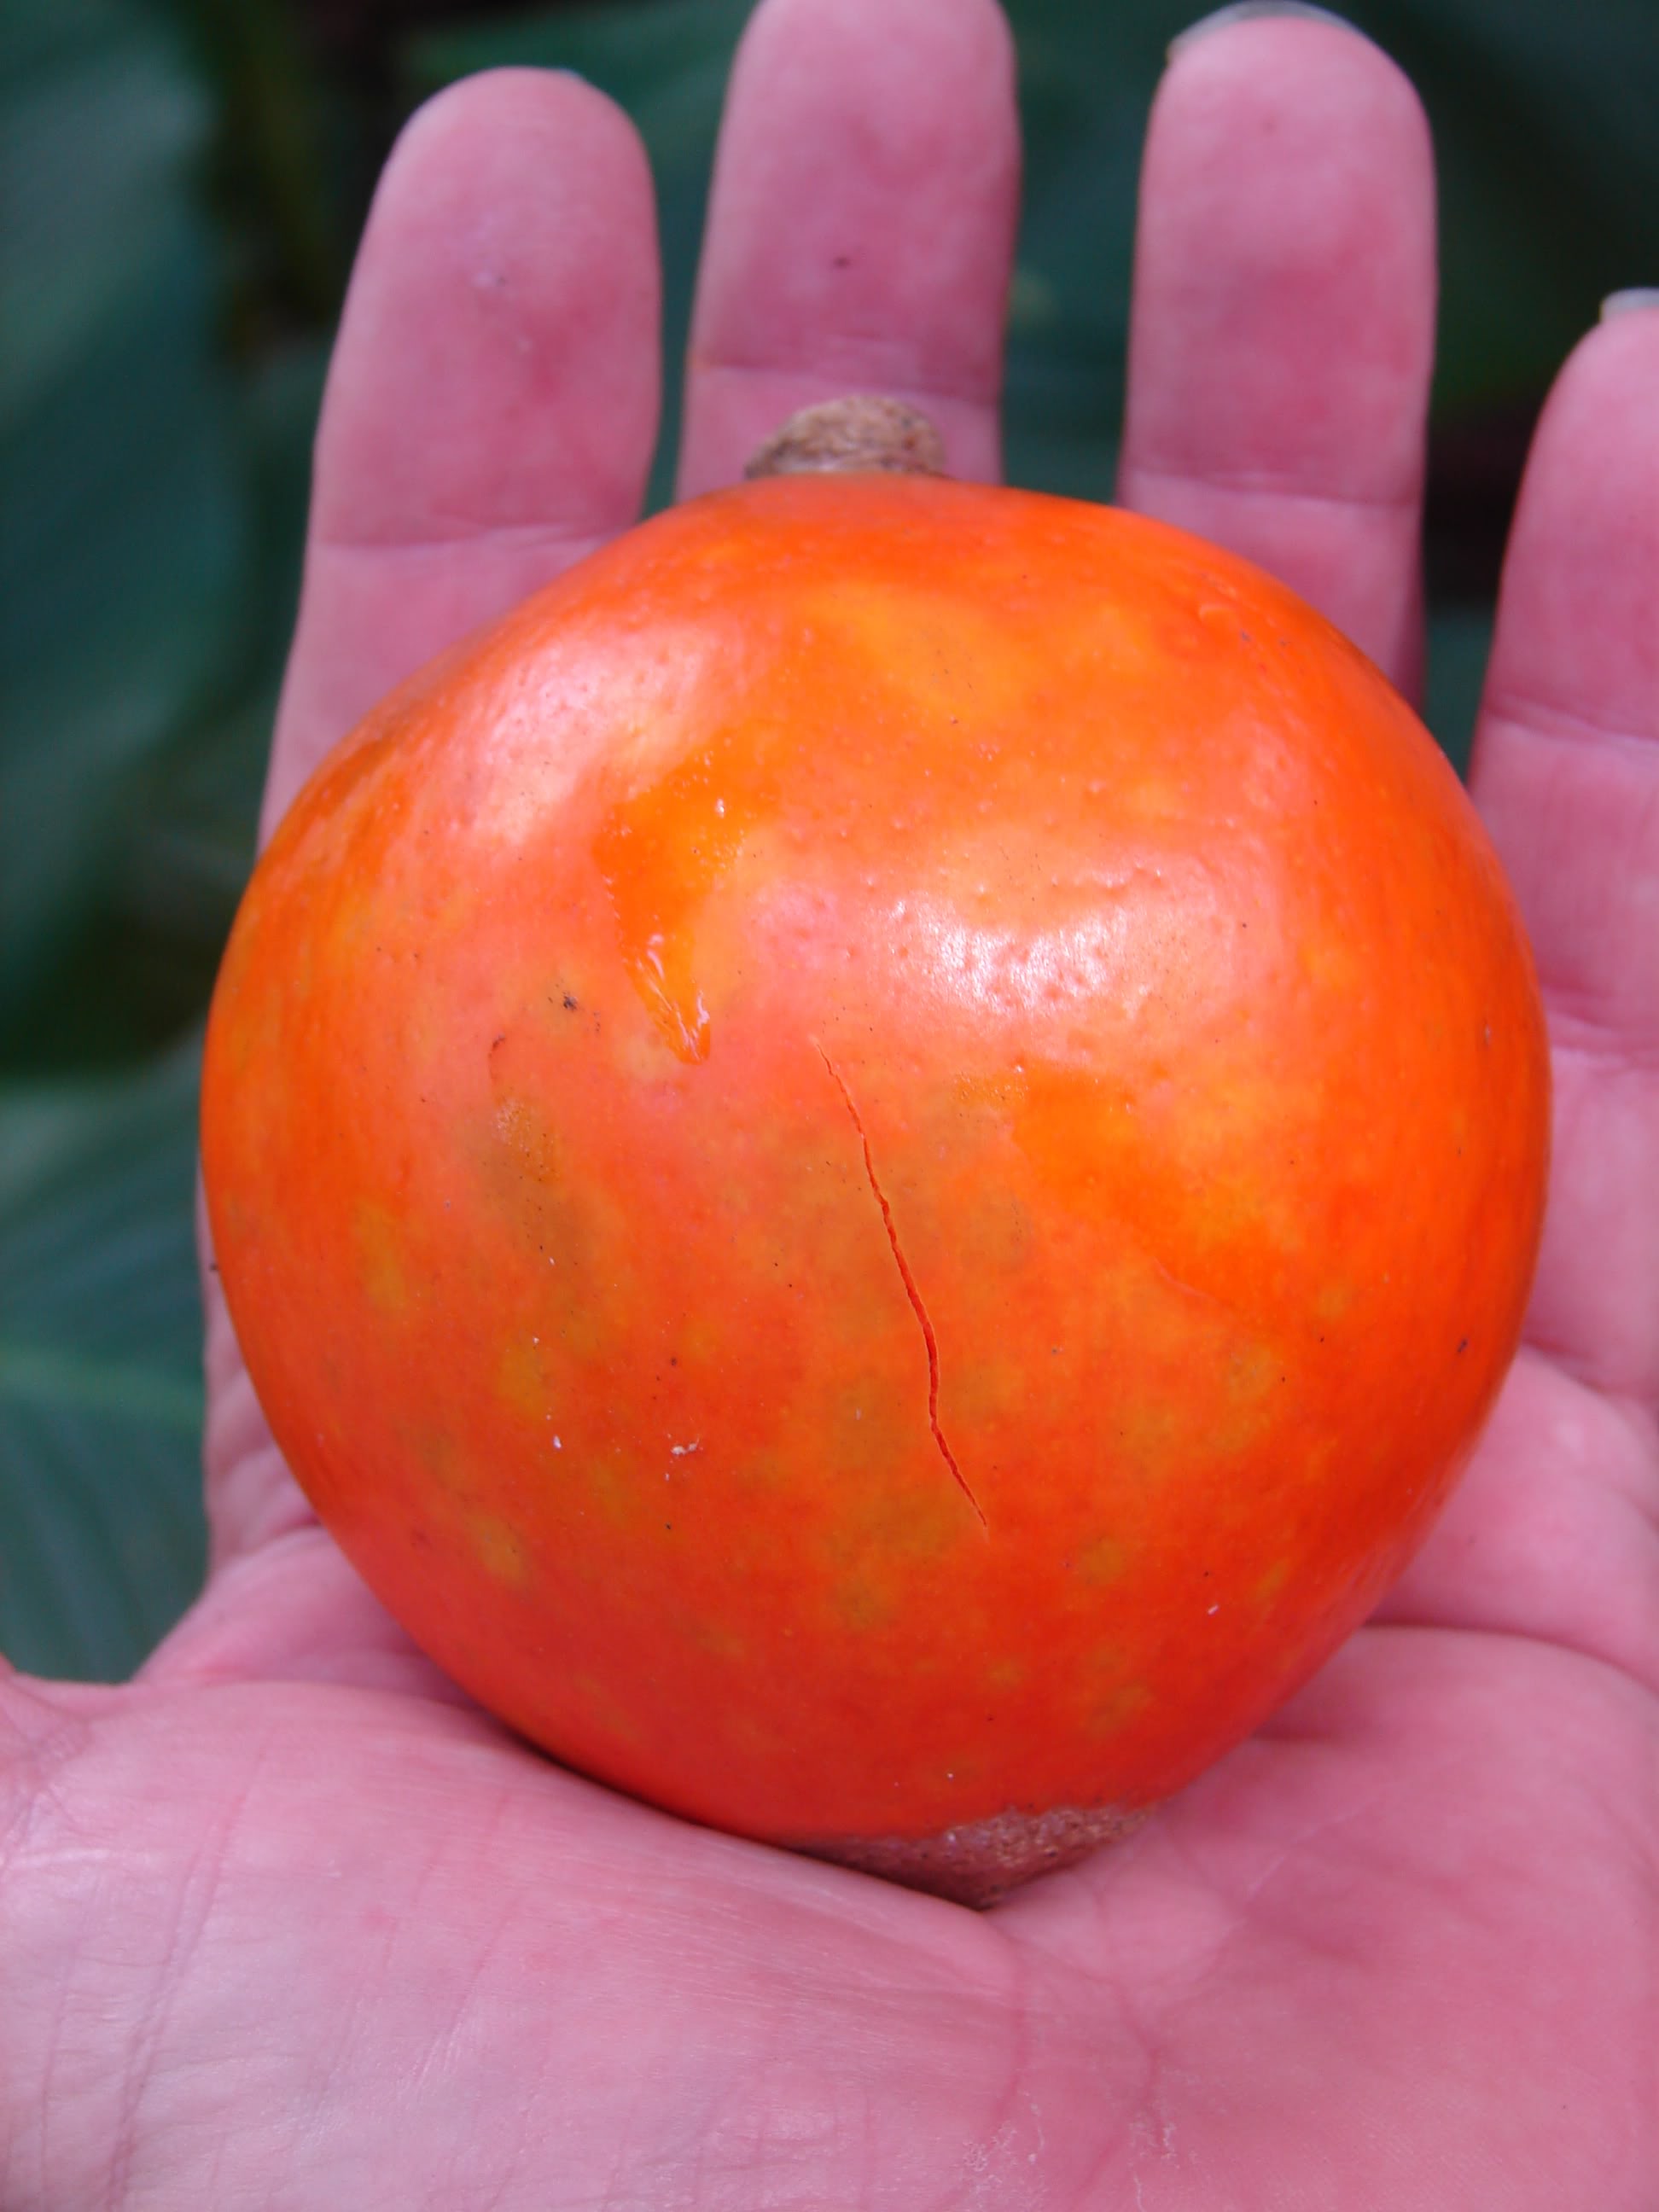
201,474,1549,1884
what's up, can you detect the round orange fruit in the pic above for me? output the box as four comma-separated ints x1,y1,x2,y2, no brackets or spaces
201,469,1550,1902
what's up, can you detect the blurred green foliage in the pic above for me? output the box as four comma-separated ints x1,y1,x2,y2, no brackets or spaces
2,0,1655,1679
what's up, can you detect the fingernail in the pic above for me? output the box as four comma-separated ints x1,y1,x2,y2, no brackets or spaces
1169,2,1361,60
1600,288,1659,322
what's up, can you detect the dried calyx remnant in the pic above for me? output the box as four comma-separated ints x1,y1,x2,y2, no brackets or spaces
744,394,946,480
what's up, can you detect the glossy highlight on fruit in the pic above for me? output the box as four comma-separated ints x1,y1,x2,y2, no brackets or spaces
201,472,1550,1903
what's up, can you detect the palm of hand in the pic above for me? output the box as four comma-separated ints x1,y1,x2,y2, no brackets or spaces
5,7,1656,2206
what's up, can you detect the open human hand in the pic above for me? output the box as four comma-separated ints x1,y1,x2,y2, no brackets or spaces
4,3,1655,2204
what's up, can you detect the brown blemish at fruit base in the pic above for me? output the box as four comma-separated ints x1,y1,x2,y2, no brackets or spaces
799,1801,1145,1908
816,1045,987,1529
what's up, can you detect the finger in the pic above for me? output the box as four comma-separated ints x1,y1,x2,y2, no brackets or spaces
208,68,660,1577
1118,10,1435,693
265,67,660,832
677,0,1018,497
1469,305,1659,1405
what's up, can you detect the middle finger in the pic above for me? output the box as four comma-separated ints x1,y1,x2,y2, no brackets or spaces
677,0,1019,497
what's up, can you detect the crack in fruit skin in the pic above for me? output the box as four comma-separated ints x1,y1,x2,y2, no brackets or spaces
815,1042,987,1529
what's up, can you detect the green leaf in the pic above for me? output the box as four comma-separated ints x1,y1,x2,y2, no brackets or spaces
0,335,328,1075
0,0,249,1026
1422,606,1494,782
0,1041,207,1679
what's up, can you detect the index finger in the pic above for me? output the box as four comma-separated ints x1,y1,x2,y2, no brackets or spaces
265,69,661,832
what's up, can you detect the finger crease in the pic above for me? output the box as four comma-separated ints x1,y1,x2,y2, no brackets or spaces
1481,690,1658,757
1125,458,1418,516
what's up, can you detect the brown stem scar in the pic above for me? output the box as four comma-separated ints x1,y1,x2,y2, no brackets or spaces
816,1045,987,1528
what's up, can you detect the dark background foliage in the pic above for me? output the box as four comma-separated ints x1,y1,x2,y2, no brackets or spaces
3,0,1655,1679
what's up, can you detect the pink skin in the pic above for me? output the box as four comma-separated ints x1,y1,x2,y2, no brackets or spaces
4,1,1656,2203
